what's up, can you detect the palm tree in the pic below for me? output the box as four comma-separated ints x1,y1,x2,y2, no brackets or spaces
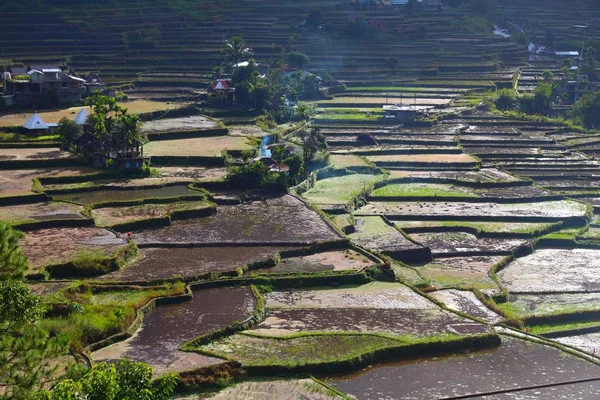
222,36,253,71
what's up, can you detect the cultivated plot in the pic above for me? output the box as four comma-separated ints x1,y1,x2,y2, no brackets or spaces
325,337,600,399
102,246,289,281
132,195,341,245
499,249,600,293
20,227,127,272
92,287,255,375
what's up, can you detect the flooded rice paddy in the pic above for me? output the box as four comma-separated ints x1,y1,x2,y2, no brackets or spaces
324,337,600,400
132,195,341,245
0,201,85,224
101,246,289,281
357,200,587,220
410,232,528,255
91,286,255,375
52,184,201,204
499,249,600,293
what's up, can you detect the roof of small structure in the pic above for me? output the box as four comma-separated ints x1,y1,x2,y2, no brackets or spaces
555,51,579,57
23,112,50,130
213,79,231,90
74,108,88,125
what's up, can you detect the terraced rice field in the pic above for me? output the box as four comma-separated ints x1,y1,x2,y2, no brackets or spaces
4,0,600,397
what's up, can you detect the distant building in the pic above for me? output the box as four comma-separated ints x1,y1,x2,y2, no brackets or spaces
559,74,598,103
383,104,434,122
555,51,580,58
2,66,107,108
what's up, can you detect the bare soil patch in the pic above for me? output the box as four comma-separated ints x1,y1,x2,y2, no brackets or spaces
144,136,251,157
251,250,373,275
0,101,180,126
141,116,219,133
0,167,96,196
0,147,73,161
20,227,126,272
92,201,213,227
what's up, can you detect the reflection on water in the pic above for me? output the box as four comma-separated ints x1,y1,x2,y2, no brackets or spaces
324,337,600,400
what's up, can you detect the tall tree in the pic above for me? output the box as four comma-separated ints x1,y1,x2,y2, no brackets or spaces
0,222,28,280
221,36,253,71
299,125,328,177
0,280,65,399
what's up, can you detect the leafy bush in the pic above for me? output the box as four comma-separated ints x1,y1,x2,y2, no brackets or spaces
494,89,518,111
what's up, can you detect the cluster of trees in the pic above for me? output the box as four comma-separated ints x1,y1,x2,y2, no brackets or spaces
214,36,319,123
227,126,328,191
493,69,600,129
0,221,178,399
57,93,146,157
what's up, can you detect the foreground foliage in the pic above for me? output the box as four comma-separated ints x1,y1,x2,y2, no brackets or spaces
36,359,177,400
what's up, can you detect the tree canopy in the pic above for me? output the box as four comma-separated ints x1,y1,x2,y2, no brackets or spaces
36,359,177,400
0,222,29,280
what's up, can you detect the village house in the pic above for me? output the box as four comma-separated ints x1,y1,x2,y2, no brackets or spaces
2,65,104,108
383,104,434,122
559,74,598,103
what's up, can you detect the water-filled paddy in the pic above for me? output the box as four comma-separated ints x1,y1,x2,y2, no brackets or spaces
499,249,600,293
132,195,341,245
255,282,487,337
502,293,600,318
101,246,289,281
0,201,85,225
387,168,523,183
324,337,600,399
52,184,201,205
410,232,528,255
473,381,600,400
253,308,487,337
357,200,587,220
91,287,255,375
430,289,501,323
